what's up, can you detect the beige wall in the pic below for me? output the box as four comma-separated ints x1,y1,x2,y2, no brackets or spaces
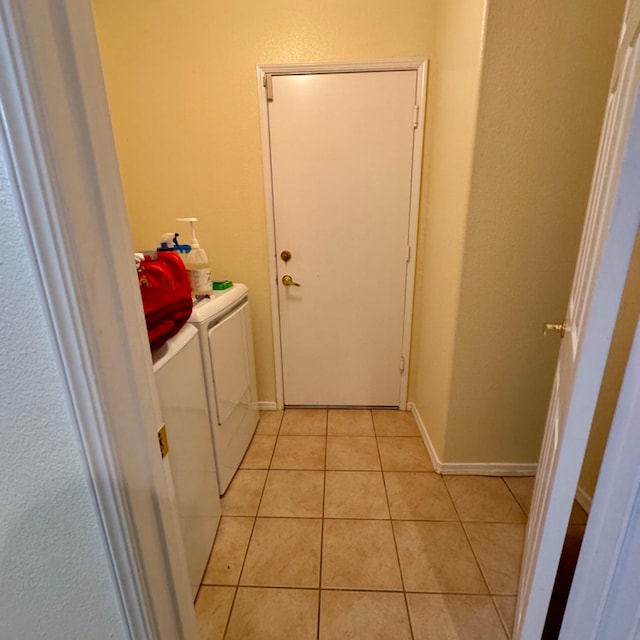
92,0,625,466
91,0,487,405
438,0,624,463
408,1,487,455
579,233,640,498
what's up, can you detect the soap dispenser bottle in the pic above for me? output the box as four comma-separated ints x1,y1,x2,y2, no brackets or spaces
176,217,212,298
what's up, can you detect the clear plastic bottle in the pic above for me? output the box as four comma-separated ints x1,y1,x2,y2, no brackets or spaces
176,217,212,297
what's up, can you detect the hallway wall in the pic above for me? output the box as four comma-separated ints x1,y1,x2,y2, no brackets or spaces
91,0,624,467
91,0,486,412
0,159,127,639
438,0,625,463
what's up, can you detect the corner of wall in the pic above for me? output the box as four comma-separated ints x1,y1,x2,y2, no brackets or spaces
408,0,488,461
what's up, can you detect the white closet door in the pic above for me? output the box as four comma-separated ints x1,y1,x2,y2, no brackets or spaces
268,70,419,406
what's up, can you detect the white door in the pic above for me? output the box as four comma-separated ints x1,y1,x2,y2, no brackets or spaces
267,69,421,406
515,2,640,637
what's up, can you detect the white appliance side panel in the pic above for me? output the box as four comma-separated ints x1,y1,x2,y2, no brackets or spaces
153,331,221,596
208,301,251,425
206,299,259,494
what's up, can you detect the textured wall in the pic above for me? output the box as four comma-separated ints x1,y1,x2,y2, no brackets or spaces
408,0,487,455
0,158,126,639
442,0,625,462
91,0,483,405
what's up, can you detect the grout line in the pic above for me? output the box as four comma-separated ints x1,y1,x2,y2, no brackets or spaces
492,594,514,639
207,583,504,596
373,410,416,640
221,433,272,640
441,479,510,635
501,475,530,519
317,408,329,640
271,433,423,437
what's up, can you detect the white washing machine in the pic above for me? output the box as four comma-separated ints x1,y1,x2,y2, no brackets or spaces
189,283,259,494
152,324,221,598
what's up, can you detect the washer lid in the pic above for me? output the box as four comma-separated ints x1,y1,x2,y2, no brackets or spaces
151,324,198,372
189,283,248,324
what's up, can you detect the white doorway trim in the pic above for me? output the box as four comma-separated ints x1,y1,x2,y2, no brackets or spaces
256,59,428,410
0,2,195,638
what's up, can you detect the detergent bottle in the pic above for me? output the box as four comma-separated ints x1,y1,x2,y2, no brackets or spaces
176,217,212,298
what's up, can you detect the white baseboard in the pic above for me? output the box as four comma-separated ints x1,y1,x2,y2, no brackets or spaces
575,485,592,513
408,402,537,476
257,401,278,411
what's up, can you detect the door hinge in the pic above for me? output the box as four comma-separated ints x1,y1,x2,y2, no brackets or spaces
264,74,274,101
158,424,169,459
413,105,420,129
406,245,411,263
400,356,406,373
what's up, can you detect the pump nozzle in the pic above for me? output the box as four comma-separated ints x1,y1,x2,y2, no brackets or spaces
158,232,175,251
176,217,201,249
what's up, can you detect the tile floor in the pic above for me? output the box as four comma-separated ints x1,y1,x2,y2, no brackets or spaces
194,408,587,640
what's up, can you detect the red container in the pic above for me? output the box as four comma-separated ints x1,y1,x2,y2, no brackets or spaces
137,251,193,350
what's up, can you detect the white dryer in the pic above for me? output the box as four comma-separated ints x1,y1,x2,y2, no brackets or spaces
152,324,221,599
189,283,259,494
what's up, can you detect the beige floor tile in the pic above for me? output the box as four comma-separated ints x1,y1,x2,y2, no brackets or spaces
407,594,507,640
445,476,526,522
270,435,326,470
319,590,412,640
202,516,254,585
493,596,516,638
504,476,588,524
279,408,327,435
258,470,324,518
326,436,380,470
372,410,420,436
256,410,283,435
322,519,403,590
328,409,374,436
385,472,458,521
241,517,322,587
225,587,318,640
221,469,267,516
240,435,277,469
464,523,526,595
503,476,534,514
377,437,433,471
393,521,487,593
194,585,235,640
324,471,389,519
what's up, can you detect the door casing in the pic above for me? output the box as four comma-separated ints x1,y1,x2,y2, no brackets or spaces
257,59,428,409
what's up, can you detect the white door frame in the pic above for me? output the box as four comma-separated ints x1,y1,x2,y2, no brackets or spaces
256,59,428,410
0,2,195,638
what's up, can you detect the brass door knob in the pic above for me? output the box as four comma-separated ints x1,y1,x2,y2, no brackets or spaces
543,322,566,338
282,275,301,287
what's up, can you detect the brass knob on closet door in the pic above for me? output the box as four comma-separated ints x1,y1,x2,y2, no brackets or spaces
282,275,301,287
543,322,566,338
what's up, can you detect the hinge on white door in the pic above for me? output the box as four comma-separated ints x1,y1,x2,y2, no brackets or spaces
406,245,411,263
400,356,405,373
264,74,274,101
158,424,169,459
413,105,419,129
